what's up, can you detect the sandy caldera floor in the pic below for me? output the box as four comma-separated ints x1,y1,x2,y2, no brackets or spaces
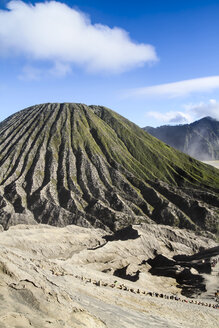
0,223,218,328
202,160,219,169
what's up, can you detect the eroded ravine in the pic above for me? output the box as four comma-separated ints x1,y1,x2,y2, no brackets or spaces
0,103,218,233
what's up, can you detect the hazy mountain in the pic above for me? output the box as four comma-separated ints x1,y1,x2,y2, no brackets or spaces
0,104,219,234
144,117,219,161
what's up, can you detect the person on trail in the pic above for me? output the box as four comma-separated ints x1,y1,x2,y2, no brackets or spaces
215,290,219,301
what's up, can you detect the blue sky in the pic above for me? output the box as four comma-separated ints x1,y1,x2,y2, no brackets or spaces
0,0,219,127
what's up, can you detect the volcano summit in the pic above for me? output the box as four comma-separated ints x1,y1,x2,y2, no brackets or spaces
0,103,218,234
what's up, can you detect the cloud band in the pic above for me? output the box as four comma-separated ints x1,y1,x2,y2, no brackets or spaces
131,76,219,98
0,1,157,73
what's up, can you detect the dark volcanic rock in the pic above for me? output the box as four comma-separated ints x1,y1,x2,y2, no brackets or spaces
0,103,219,233
148,254,176,268
147,246,219,297
113,265,140,282
103,225,140,241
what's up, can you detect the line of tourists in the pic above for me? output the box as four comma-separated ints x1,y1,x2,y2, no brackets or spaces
51,268,219,310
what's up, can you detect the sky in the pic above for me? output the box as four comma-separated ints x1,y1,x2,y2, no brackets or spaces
0,0,219,127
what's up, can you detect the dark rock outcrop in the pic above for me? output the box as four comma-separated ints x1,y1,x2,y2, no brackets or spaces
147,247,219,297
103,225,140,241
114,265,140,282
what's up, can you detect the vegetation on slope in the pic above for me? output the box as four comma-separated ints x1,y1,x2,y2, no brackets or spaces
0,103,218,234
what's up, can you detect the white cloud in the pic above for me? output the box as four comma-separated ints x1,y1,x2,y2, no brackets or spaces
147,99,219,125
49,62,72,77
18,65,42,81
183,99,219,121
131,76,219,98
18,61,72,80
0,1,157,74
148,111,192,124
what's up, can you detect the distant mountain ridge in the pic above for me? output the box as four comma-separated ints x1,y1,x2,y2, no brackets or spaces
143,117,219,161
0,104,219,234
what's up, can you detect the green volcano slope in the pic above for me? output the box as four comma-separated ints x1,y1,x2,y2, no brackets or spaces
0,103,218,233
